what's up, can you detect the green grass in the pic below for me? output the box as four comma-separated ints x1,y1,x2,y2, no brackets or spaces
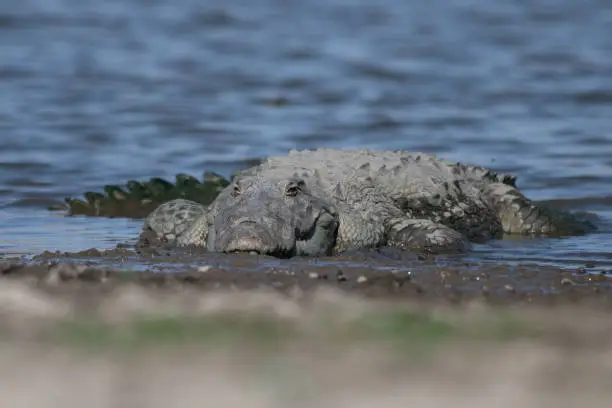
342,311,456,347
48,308,538,354
52,315,296,351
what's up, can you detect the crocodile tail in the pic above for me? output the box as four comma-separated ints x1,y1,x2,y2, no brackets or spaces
63,172,229,218
485,182,596,235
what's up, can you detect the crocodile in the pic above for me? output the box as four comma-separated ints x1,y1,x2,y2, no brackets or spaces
138,148,596,257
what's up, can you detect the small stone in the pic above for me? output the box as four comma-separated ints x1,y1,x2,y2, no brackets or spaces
504,284,515,292
336,270,347,282
197,265,212,273
357,275,368,283
560,278,576,285
308,272,319,279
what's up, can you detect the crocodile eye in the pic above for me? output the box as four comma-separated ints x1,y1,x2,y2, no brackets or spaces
285,180,304,197
231,184,241,198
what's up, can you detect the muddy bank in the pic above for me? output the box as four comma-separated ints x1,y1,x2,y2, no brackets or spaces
2,242,611,308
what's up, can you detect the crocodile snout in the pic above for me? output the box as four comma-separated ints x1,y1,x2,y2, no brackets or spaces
225,237,265,254
216,220,281,256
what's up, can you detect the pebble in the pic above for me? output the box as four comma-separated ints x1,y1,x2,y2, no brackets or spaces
560,278,576,286
308,272,319,279
197,265,212,273
357,275,368,283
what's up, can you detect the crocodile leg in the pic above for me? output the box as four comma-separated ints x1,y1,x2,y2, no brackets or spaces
484,182,596,235
385,217,471,254
139,199,209,246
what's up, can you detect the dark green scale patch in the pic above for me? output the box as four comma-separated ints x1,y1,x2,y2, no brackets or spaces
60,172,230,219
396,183,503,241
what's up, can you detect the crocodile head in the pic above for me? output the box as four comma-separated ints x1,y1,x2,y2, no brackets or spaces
206,174,339,257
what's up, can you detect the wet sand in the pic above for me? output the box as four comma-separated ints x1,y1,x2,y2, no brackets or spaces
6,242,608,307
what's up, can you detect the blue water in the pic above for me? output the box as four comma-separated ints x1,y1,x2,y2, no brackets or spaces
1,0,611,272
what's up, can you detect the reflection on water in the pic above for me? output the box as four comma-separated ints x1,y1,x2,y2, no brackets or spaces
0,208,142,257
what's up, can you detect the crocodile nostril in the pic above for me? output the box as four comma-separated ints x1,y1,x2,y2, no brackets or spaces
231,217,257,227
228,249,261,255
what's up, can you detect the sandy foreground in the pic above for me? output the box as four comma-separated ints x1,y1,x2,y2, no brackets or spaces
0,259,611,408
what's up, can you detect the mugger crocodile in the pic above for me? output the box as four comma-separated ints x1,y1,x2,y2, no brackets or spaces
140,148,596,257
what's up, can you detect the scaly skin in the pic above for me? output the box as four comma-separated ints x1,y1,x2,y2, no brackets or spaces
140,148,597,257
61,172,229,218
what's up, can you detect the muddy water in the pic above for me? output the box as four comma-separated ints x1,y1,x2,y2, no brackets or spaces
1,0,612,281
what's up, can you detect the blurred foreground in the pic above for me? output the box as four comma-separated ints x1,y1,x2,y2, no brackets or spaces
0,260,611,407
